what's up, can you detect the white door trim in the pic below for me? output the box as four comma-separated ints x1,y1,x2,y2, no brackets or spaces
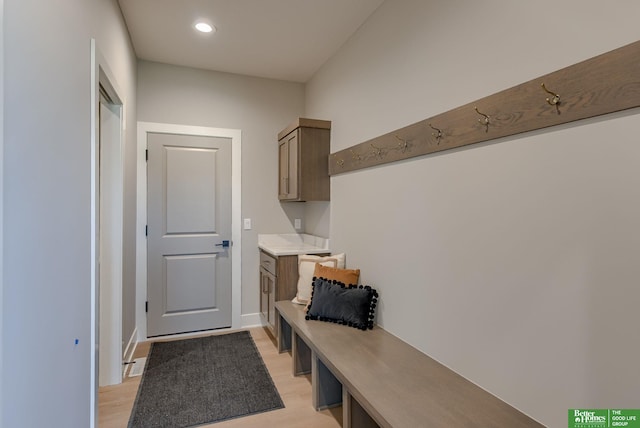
0,1,5,424
136,122,242,340
90,39,126,426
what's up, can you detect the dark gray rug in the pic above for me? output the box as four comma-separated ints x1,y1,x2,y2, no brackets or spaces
128,331,284,427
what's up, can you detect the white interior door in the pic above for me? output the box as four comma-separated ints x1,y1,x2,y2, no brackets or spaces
147,133,232,336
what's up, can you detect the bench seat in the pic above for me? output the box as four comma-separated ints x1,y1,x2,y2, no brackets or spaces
275,300,543,428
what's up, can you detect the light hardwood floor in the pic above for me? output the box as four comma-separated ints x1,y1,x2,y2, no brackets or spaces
98,327,342,427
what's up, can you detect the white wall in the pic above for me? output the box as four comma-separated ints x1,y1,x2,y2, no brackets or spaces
137,60,306,319
305,1,640,427
2,0,136,426
304,201,330,237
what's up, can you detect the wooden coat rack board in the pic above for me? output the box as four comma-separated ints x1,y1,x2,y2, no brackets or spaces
329,40,640,176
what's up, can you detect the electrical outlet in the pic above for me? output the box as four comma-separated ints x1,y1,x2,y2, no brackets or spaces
243,218,252,230
294,219,302,230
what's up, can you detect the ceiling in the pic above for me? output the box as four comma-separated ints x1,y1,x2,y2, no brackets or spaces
118,0,385,83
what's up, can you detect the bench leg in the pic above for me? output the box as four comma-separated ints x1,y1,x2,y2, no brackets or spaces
343,390,379,428
277,313,292,353
292,331,312,376
312,352,342,411
343,389,352,428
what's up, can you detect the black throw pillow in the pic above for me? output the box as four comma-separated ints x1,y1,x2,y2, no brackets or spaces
305,277,378,330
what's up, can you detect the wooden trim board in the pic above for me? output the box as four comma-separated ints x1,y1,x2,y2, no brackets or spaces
329,39,640,175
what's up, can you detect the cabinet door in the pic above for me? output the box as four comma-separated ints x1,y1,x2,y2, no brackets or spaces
286,132,299,199
278,131,299,200
278,140,288,199
267,274,276,327
259,267,270,323
260,267,277,329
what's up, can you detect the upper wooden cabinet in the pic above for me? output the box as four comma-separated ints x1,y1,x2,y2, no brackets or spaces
278,118,331,201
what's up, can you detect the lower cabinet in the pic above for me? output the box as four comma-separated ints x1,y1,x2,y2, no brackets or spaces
259,250,299,337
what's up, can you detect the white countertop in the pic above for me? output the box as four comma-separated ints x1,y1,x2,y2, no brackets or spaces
258,233,330,256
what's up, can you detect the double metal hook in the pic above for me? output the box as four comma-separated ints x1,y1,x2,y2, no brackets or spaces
541,83,561,114
428,123,443,144
474,107,490,132
370,143,384,158
395,135,410,153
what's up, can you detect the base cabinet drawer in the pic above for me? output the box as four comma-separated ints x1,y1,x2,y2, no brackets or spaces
260,251,277,275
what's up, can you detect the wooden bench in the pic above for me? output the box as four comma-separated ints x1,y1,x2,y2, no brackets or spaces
275,300,544,428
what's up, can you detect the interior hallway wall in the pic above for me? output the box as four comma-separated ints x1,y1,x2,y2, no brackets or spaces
2,0,137,426
305,1,640,427
137,60,305,321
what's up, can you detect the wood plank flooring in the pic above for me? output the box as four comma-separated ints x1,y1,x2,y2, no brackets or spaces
98,327,342,427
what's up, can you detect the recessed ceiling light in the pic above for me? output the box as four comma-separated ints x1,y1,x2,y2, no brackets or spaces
194,21,215,33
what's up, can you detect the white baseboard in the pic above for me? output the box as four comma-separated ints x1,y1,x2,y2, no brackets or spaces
242,312,265,329
122,327,138,378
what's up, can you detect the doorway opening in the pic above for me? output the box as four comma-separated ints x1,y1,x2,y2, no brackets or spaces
98,87,124,387
90,40,125,427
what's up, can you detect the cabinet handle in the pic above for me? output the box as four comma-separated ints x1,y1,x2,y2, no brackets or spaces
262,276,268,293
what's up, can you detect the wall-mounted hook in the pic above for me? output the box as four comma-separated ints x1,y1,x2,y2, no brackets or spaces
474,107,490,132
370,143,384,158
350,149,361,161
541,83,561,114
428,123,443,144
395,135,409,153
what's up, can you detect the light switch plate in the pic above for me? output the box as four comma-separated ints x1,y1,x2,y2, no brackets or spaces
294,219,301,230
243,218,252,230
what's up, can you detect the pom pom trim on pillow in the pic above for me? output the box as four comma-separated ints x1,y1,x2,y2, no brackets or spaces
305,277,378,330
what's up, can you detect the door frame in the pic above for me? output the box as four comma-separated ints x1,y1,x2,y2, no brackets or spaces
136,122,242,340
90,39,125,426
0,2,5,423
